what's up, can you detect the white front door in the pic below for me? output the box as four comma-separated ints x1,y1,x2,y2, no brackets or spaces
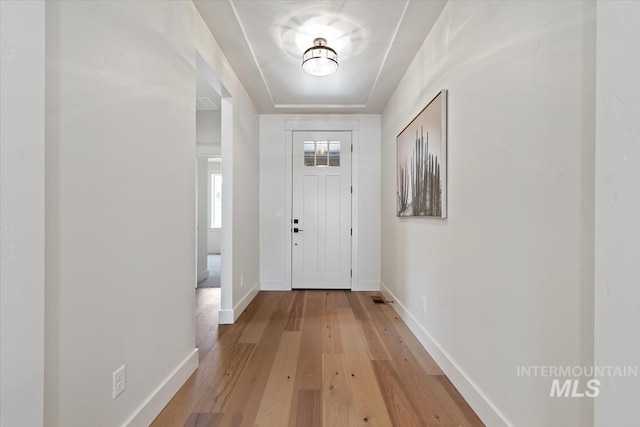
292,131,352,289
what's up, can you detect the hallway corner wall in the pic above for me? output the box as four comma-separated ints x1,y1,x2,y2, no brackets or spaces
44,1,259,426
593,1,640,424
380,1,596,426
0,2,46,426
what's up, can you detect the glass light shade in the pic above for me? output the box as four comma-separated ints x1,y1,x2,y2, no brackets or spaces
302,38,338,77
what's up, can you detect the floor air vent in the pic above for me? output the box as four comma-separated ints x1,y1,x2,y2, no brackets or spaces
372,296,386,304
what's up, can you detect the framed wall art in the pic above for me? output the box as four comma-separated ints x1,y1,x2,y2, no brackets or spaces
397,89,447,218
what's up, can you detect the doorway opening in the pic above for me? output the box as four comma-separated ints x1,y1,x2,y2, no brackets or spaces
197,158,222,289
198,158,222,289
194,52,233,357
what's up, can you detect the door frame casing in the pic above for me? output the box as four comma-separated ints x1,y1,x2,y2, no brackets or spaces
284,119,360,291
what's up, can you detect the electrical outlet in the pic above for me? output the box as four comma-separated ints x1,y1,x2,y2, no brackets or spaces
113,365,126,399
421,296,427,312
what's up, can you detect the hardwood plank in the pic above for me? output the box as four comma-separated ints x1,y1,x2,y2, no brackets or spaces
365,307,476,425
195,289,219,336
294,390,322,427
347,292,392,360
288,295,322,427
378,301,443,375
345,291,368,320
333,290,351,308
337,307,393,426
237,292,279,343
284,291,305,331
322,354,357,427
277,290,296,312
225,293,262,337
321,297,343,354
359,316,392,361
429,375,485,426
152,373,199,427
363,303,449,424
293,294,322,390
195,289,221,361
193,343,255,413
367,301,483,425
371,360,422,427
197,325,221,362
322,291,348,309
196,288,220,310
152,331,243,427
254,331,302,426
183,412,222,427
216,310,288,426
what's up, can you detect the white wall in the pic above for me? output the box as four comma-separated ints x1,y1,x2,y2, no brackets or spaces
380,1,595,426
197,158,209,282
196,107,222,256
223,93,260,319
196,109,221,145
0,1,46,426
594,1,640,426
259,114,381,291
207,161,222,254
208,231,221,254
44,1,259,426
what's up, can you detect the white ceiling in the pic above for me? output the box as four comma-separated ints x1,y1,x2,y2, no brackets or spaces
194,0,446,114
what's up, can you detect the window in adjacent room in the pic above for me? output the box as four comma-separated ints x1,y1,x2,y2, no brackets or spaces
210,173,222,228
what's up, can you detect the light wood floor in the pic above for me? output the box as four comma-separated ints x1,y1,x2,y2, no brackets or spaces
195,288,222,362
152,291,483,427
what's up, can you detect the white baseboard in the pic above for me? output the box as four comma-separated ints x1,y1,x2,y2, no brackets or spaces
353,280,381,291
260,280,290,291
197,269,209,283
124,348,199,427
260,280,380,291
219,281,259,324
218,309,234,324
380,283,512,427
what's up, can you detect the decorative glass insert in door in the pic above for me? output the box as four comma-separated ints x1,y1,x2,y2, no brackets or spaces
303,140,341,167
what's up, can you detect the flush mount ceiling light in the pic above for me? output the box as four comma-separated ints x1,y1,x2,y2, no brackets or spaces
302,37,338,77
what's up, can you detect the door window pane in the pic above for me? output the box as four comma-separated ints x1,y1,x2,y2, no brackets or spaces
303,140,342,167
315,141,328,166
329,141,340,166
304,141,315,166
